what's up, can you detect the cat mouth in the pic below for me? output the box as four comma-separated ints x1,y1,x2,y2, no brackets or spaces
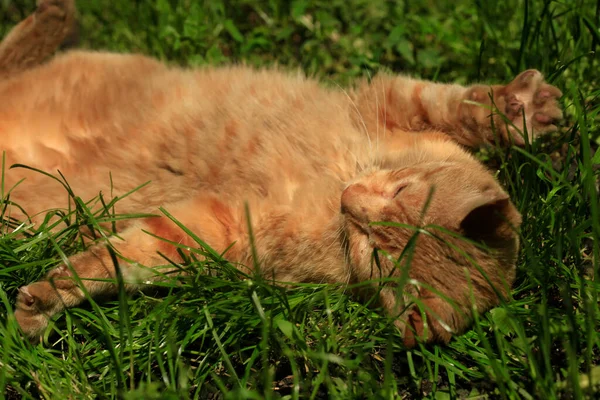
342,218,374,266
344,216,371,237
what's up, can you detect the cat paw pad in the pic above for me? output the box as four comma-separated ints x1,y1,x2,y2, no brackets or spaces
17,287,36,309
16,281,57,312
505,94,524,118
500,69,563,144
462,70,563,146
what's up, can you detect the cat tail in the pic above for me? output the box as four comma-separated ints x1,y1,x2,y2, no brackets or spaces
0,0,77,79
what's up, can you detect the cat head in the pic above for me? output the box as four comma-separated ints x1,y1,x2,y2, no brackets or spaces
341,159,522,345
342,162,521,232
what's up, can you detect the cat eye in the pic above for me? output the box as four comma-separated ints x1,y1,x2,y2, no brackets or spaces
393,183,408,198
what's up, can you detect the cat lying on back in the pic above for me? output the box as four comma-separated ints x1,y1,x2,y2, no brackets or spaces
1,0,563,347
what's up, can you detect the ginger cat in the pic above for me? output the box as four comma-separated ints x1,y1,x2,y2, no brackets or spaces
1,0,563,347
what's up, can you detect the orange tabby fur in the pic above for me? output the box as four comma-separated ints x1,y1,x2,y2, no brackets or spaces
1,0,563,347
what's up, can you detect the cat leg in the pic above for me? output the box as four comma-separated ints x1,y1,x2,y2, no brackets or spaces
14,223,174,338
14,196,243,338
0,0,76,79
353,70,563,148
14,216,194,338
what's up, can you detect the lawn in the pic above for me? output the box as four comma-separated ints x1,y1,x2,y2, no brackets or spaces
1,0,599,398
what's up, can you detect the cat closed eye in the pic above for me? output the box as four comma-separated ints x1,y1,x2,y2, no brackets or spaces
393,183,409,198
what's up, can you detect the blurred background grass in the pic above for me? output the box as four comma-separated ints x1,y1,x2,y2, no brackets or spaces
3,0,598,86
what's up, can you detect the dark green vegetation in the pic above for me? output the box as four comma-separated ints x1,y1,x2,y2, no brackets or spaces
1,0,599,398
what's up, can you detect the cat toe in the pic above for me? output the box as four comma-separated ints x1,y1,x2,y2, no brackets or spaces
15,277,77,338
531,103,563,133
505,94,524,119
46,264,75,289
16,287,36,310
526,85,563,136
17,281,58,312
508,69,544,90
15,283,55,339
14,307,50,340
534,84,562,104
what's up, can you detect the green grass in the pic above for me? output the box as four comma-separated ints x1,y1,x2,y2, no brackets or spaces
1,0,600,398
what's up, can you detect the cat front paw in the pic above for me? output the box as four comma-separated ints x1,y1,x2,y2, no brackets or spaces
14,282,56,339
14,264,77,339
464,70,563,145
500,69,563,144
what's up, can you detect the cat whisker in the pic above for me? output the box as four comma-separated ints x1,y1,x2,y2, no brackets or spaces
370,69,383,165
330,79,373,155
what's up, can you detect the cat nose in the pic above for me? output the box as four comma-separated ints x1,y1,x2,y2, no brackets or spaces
342,183,368,216
341,183,380,220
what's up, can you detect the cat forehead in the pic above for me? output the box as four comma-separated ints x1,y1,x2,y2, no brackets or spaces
352,165,501,203
363,162,489,183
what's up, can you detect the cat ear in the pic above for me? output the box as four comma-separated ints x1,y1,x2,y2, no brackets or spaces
461,188,510,219
457,188,520,238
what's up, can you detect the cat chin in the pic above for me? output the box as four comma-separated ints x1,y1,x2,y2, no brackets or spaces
343,221,373,266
